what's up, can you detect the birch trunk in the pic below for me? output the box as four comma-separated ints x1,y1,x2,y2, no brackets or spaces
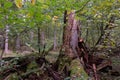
4,25,9,54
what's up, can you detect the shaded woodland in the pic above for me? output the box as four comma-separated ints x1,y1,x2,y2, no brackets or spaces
0,0,120,80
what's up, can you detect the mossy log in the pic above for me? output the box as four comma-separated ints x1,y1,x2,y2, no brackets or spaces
0,53,63,80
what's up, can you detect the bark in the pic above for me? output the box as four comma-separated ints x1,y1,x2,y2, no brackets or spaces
70,19,80,57
62,10,67,43
41,31,45,48
63,11,80,58
4,25,9,54
0,35,4,61
46,25,50,39
54,10,112,80
41,31,46,54
53,26,57,50
16,33,20,51
0,35,4,49
54,10,81,78
30,31,34,42
38,27,40,54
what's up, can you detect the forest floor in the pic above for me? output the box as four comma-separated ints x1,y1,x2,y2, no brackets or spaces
0,49,120,80
0,50,33,58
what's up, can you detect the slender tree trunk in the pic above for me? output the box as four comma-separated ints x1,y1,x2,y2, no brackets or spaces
30,31,34,43
16,33,20,51
0,35,4,49
4,25,9,54
0,35,4,61
95,16,115,46
62,10,67,43
53,26,57,50
38,27,40,54
41,31,45,48
46,25,50,39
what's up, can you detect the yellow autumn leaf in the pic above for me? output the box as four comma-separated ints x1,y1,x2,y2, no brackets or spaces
15,0,22,8
26,13,33,18
31,0,36,5
52,16,58,21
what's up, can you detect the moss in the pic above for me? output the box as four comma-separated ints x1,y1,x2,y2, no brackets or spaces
70,58,88,80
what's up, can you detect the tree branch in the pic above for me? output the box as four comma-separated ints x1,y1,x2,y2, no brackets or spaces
75,0,91,14
95,16,115,46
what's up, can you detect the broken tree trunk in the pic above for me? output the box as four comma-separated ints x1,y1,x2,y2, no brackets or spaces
58,10,103,79
62,10,80,58
78,40,112,80
54,10,82,78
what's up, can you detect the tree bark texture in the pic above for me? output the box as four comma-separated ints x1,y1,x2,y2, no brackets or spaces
4,25,9,54
63,11,80,58
30,31,34,43
54,10,81,77
16,33,20,51
38,27,40,54
41,31,45,47
53,26,57,50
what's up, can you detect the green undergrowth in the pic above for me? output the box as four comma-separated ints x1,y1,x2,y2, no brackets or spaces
70,58,89,80
1,50,89,80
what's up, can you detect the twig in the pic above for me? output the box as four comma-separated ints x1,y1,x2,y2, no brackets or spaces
95,16,115,46
75,0,91,14
66,0,91,17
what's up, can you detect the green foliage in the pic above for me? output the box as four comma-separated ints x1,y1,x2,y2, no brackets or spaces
27,61,38,71
0,0,119,54
78,0,120,47
0,0,120,79
4,1,13,9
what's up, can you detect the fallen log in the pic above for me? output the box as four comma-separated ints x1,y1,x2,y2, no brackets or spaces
0,56,33,80
0,53,64,80
97,59,111,71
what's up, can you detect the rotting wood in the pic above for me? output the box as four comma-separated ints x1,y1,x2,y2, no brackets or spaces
53,10,82,79
77,39,112,80
0,55,63,80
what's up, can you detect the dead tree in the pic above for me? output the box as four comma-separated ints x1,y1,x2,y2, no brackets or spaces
54,10,113,80
53,10,82,77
